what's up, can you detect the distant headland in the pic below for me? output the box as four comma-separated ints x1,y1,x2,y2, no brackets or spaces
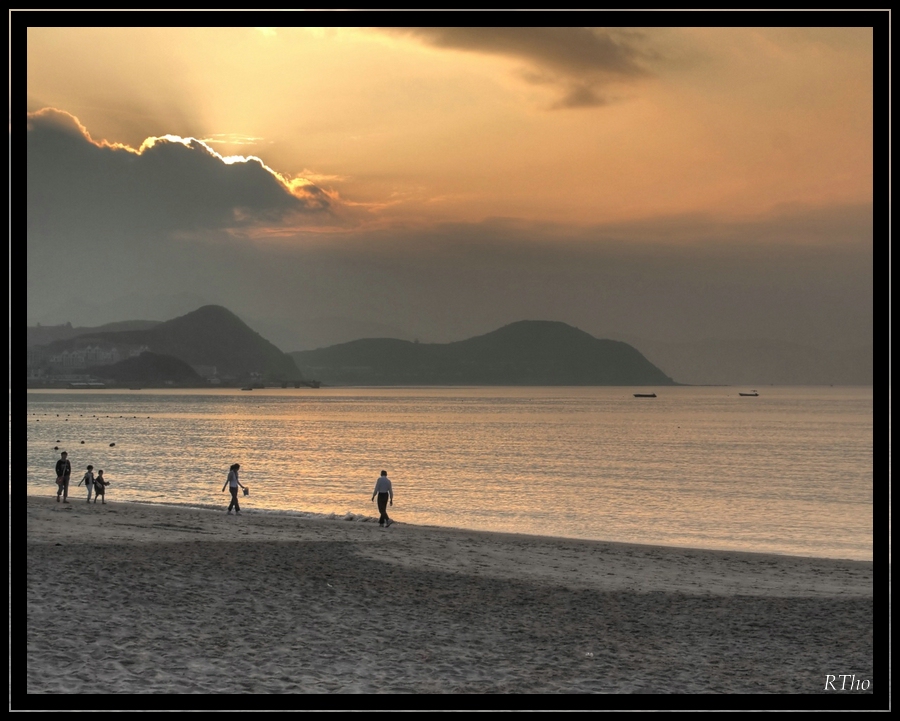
291,320,676,386
26,305,306,389
27,307,676,388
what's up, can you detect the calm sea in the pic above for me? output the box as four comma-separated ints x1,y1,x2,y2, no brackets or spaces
24,386,873,561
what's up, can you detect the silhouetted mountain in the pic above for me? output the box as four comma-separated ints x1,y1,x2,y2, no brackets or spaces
87,351,203,385
291,320,676,386
36,305,302,384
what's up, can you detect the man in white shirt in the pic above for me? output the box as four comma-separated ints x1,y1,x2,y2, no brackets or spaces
371,470,394,527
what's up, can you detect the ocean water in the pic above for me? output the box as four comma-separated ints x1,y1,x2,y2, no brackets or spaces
24,386,873,561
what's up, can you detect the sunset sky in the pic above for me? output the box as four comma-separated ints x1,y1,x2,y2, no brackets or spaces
24,21,878,358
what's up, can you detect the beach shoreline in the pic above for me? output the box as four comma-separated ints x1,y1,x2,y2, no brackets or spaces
23,495,874,699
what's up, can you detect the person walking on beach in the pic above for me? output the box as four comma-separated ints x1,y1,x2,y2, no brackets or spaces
222,463,245,515
55,451,72,503
93,469,109,504
77,465,95,503
371,470,394,527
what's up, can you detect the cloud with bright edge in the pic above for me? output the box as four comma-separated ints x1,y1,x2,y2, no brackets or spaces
27,108,335,236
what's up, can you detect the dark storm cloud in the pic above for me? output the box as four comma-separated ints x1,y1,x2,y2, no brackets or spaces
382,27,650,108
26,108,329,239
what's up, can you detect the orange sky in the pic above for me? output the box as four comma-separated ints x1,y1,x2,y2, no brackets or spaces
26,26,874,231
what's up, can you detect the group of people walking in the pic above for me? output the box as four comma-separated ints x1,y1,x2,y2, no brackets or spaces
56,450,394,523
55,451,109,504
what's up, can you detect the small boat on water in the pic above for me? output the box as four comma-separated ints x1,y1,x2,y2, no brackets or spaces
633,393,657,398
241,387,254,391
739,390,759,397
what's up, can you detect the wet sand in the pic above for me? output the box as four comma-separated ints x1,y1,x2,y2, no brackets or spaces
24,495,873,700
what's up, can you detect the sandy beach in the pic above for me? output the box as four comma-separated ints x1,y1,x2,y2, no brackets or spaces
23,495,874,702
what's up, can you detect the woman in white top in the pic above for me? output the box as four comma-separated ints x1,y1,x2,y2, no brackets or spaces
222,463,246,515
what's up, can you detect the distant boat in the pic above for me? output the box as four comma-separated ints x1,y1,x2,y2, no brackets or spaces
633,393,657,398
241,387,254,391
739,390,759,397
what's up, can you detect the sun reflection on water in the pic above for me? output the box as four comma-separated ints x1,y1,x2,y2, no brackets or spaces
26,386,873,560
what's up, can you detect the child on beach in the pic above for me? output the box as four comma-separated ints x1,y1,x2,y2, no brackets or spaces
93,470,109,504
77,465,95,503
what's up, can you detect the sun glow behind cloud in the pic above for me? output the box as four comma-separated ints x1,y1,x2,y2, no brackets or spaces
27,105,338,253
123,129,335,207
200,133,265,146
25,26,873,230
